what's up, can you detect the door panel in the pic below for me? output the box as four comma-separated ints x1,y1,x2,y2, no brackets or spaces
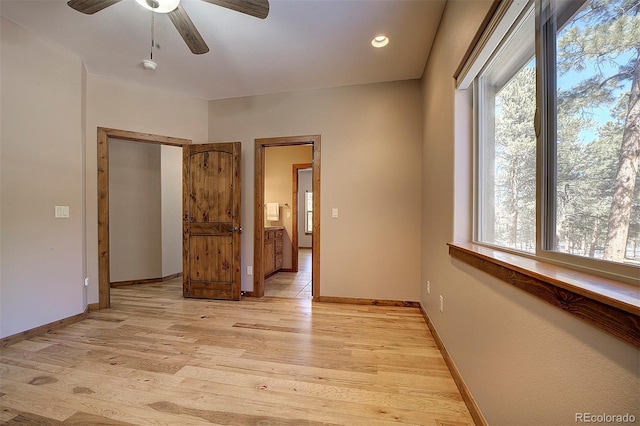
188,236,233,282
183,142,241,300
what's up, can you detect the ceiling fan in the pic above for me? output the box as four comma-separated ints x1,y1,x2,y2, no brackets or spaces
66,0,270,55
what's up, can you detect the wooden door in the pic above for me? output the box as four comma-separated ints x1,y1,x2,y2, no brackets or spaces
183,142,241,300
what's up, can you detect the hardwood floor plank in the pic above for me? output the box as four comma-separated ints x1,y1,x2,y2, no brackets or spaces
147,401,332,426
179,376,472,426
0,279,473,425
176,364,469,417
0,382,77,421
0,407,65,425
63,411,136,425
1,380,209,425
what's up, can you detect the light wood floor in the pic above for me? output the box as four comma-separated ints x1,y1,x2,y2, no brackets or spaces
265,248,313,299
0,280,473,425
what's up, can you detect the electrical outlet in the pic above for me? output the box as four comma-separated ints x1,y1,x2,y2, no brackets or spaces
439,295,444,313
247,266,253,276
427,281,431,295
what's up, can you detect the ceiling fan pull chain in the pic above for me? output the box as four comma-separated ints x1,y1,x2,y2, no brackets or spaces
142,9,158,70
150,11,155,60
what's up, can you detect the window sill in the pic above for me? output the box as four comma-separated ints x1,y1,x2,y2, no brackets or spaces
447,242,640,347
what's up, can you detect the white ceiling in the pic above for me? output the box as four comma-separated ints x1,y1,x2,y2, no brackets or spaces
0,0,446,100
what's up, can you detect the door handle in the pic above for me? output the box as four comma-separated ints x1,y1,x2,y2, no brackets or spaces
231,226,242,233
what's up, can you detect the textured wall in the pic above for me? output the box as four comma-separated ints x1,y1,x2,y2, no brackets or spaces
1,18,85,337
420,1,640,424
109,140,162,282
209,81,423,300
161,145,183,277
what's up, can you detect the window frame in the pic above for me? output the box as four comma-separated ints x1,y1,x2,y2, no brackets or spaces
470,0,639,286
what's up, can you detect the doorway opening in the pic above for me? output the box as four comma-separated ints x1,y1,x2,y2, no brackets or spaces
254,135,320,300
97,128,191,309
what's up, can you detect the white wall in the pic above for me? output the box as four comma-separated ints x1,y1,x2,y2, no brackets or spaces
109,140,162,282
420,2,640,424
0,18,85,337
85,75,208,303
209,81,423,301
108,141,182,283
161,145,183,277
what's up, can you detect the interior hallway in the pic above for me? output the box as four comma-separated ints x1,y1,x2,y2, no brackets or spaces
264,248,312,299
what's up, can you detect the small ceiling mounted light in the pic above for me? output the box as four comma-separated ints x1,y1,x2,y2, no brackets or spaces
135,0,180,13
371,35,389,48
142,59,158,70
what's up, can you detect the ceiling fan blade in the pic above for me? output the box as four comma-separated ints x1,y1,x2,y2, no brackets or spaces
168,4,210,55
202,0,269,19
67,0,122,14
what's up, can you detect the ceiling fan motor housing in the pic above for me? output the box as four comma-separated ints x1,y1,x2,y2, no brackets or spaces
67,0,270,55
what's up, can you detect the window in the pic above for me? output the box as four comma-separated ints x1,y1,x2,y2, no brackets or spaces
551,0,639,265
305,191,313,234
472,0,639,282
476,5,536,253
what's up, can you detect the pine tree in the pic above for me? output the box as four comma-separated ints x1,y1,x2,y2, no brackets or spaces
494,66,537,249
557,0,640,262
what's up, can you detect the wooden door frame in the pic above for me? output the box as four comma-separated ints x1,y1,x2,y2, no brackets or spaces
97,127,191,309
291,163,313,272
254,135,320,299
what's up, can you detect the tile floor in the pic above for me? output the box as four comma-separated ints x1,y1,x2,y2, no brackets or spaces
264,248,312,299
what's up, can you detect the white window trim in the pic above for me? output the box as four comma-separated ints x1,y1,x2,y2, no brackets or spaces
464,0,639,286
457,0,531,90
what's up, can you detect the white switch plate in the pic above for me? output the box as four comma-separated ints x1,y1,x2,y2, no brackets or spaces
439,295,444,313
55,205,70,218
84,277,90,287
331,208,339,218
247,266,253,276
286,211,291,219
427,281,431,295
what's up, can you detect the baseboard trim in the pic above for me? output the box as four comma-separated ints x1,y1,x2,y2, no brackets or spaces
315,296,419,308
419,304,487,426
88,303,100,312
0,306,90,348
110,272,183,287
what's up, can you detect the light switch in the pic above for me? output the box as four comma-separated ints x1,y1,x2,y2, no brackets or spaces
55,206,70,218
331,208,339,218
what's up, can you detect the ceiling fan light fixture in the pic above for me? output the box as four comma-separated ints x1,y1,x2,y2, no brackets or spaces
371,35,389,48
135,0,180,14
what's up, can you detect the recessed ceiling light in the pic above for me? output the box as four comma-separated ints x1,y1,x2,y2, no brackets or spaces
371,35,389,48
